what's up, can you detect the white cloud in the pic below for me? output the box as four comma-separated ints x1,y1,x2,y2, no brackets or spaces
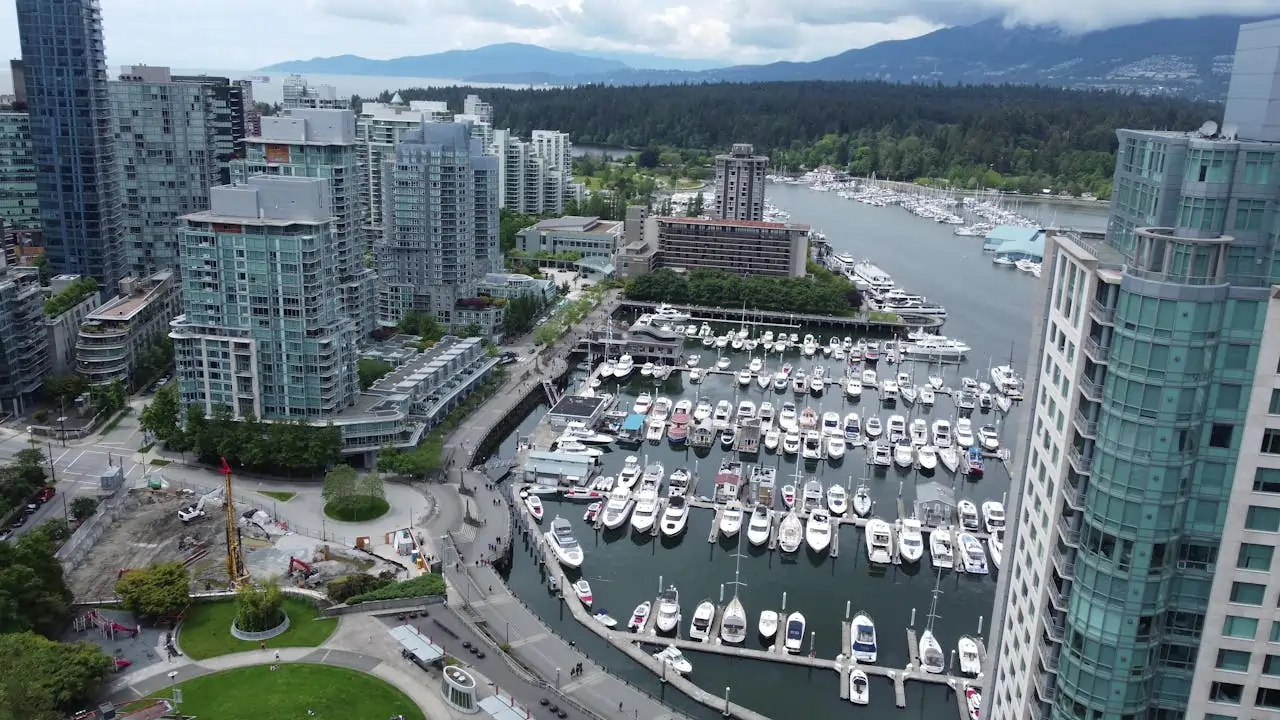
0,0,1272,69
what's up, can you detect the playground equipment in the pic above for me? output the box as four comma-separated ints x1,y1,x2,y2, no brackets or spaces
177,486,224,522
222,457,251,587
78,610,138,641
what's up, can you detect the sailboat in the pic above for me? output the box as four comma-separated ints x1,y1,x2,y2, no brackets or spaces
719,530,749,644
919,573,946,674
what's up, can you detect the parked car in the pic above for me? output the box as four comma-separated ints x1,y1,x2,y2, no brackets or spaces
10,513,27,529
36,487,55,503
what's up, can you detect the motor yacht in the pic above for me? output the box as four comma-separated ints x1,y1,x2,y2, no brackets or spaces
958,500,981,531
644,419,666,443
849,668,870,706
802,334,818,357
799,407,818,431
919,386,935,406
852,485,872,517
556,439,604,458
721,595,748,644
880,379,899,405
758,610,779,639
784,612,806,653
955,418,975,447
791,369,807,395
979,424,1001,451
627,601,650,631
827,435,846,460
687,367,705,384
782,428,801,455
601,487,634,529
815,410,839,437
667,468,691,497
959,533,989,574
939,446,959,473
843,413,862,443
651,397,672,422
930,527,955,569
778,401,798,431
887,415,907,442
736,400,757,423
560,421,616,444
919,629,945,674
850,612,878,663
748,357,763,373
982,501,1006,535
862,368,878,386
802,431,825,460
909,418,928,446
893,440,915,468
523,492,544,521
716,355,732,370
685,353,701,367
989,529,1004,570
759,401,775,426
712,400,733,429
599,360,617,379
640,361,655,378
964,446,985,477
865,518,893,564
871,441,892,466
615,355,635,378
916,445,938,472
573,579,593,607
801,479,824,512
720,500,744,537
781,484,796,508
955,390,977,410
930,419,952,448
617,457,642,490
773,371,789,391
630,491,660,534
806,509,833,553
778,510,803,553
654,646,693,675
672,398,693,421
826,485,848,515
689,599,715,641
864,416,883,439
747,504,773,546
761,427,780,452
809,370,825,395
655,587,681,633
660,496,689,537
736,368,752,386
898,517,924,563
995,393,1013,413
545,516,584,568
845,377,863,399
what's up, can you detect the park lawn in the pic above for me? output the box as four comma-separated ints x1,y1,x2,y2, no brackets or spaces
258,490,296,502
324,494,390,522
154,664,426,720
178,598,337,660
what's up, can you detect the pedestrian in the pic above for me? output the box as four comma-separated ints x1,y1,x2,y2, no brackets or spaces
274,650,280,661
260,641,266,651
619,702,624,711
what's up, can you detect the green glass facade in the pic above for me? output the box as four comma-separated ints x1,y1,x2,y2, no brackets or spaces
0,112,39,231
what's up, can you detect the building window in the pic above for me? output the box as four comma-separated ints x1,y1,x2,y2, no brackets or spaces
1210,423,1234,449
1218,384,1243,410
1246,506,1280,532
1217,649,1251,672
1272,390,1280,415
1230,581,1267,605
1265,430,1280,455
1243,152,1274,185
1258,687,1280,710
1224,615,1260,639
1204,715,1237,720
1255,468,1280,493
1265,655,1280,675
1234,199,1270,232
1237,544,1274,571
1273,621,1280,642
1210,681,1244,704
1223,344,1251,370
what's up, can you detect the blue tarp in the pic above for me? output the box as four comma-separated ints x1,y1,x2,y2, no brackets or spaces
622,413,645,431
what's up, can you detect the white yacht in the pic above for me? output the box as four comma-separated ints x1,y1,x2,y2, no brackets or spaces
861,368,878,387
880,379,899,404
667,467,691,497
864,416,883,439
778,510,803,553
871,441,892,466
784,612,806,653
930,528,955,569
712,400,733,429
893,440,915,468
720,500,744,537
782,428,801,455
887,415,907,442
756,370,772,390
660,496,689,537
778,401,798,431
736,399,757,423
843,413,862,443
614,355,635,378
919,386,935,406
758,610,779,639
560,421,615,444
958,636,982,676
617,456,642,490
850,612,878,663
958,499,981,531
736,368,752,386
630,491,660,534
759,401,775,427
716,355,732,370
979,424,1001,451
773,371,789,391
845,377,863,398
989,530,1004,570
909,418,928,446
959,533,989,574
898,517,924,564
748,356,763,373
721,596,747,644
809,370,825,395
852,485,872,517
693,398,713,422
802,431,825,460
545,516,584,569
931,419,953,448
826,485,848,515
601,486,635,529
806,509,833,553
763,427,781,451
652,396,673,422
821,411,841,437
747,504,773,546
865,518,893,564
791,369,808,394
956,418,975,448
801,479,824,512
827,435,846,460
654,646,692,675
628,601,650,632
982,501,1006,535
916,445,938,472
689,599,715,641
920,628,946,674
849,668,870,706
556,439,604,458
939,446,959,473
655,586,681,633
573,579,593,607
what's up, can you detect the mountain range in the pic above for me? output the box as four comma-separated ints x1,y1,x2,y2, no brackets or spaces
262,15,1276,99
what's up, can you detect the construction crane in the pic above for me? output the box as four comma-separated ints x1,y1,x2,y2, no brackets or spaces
222,457,250,587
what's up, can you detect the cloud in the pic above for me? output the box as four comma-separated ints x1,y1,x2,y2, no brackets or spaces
313,0,416,25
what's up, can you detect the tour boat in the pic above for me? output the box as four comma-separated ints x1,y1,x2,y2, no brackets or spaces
660,496,689,537
689,599,715,641
806,509,833,553
523,492,544,521
573,579,593,607
865,518,893,564
919,629,945,674
916,445,938,472
939,446,959,473
930,528,955,569
781,484,796,508
864,416,883,439
965,687,981,720
852,485,872,517
601,487,634,529
982,501,1006,535
845,377,862,398
955,418,975,447
629,490,660,534
843,413,862,442
979,424,1000,451
962,632,977,671
778,510,803,553
826,484,848,515
782,428,801,455
849,668,870,705
763,427,781,451
747,504,773,546
802,431,825,460
719,500,744,537
721,595,747,644
614,355,634,378
583,501,602,523
871,441,892,466
988,530,1004,570
778,401,798,431
827,436,846,460
655,586,681,633
758,610,778,638
654,646,692,675
958,500,981,531
850,612,878,663
898,517,924,564
959,532,989,574
545,516,584,568
893,440,915,468
784,612,806,653
627,601,650,631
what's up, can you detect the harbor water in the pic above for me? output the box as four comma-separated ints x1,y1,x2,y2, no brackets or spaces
486,185,1110,719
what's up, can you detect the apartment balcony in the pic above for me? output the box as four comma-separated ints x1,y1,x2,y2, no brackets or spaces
1043,613,1066,643
1062,473,1087,511
1066,445,1093,475
1079,375,1103,402
1047,582,1073,612
1034,669,1059,701
1071,409,1097,438
1051,544,1076,579
1088,298,1116,326
1038,639,1061,672
1083,336,1111,364
1057,517,1081,547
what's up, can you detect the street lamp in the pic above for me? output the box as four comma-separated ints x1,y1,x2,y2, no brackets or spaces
167,670,181,714
723,686,731,716
555,667,561,688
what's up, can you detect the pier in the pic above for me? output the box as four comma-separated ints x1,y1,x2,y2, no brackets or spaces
708,505,724,543
616,300,946,331
766,512,780,552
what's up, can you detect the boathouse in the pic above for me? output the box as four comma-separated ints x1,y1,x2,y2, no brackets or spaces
982,225,1041,253
545,393,610,429
521,451,595,487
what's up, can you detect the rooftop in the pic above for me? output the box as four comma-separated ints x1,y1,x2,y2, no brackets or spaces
368,336,484,396
547,394,609,421
84,271,173,323
655,216,810,231
532,216,622,234
984,225,1042,244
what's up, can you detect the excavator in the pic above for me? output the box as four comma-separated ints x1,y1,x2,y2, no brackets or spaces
178,487,224,522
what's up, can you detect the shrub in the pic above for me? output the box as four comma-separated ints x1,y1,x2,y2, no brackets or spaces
235,579,284,632
326,574,391,604
346,573,446,604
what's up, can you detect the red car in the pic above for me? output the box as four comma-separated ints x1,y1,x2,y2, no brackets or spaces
36,487,55,503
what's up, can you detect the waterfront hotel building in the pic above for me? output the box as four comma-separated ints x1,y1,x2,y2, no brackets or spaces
984,18,1280,720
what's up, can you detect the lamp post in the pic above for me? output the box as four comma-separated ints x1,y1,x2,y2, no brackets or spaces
167,670,181,714
555,667,561,688
723,686,731,716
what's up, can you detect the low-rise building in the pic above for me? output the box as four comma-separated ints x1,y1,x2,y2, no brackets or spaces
43,274,102,377
76,270,179,388
646,216,809,278
516,216,622,259
583,321,683,364
476,273,557,304
0,257,46,413
617,206,656,279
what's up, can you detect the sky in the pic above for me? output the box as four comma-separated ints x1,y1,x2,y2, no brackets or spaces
0,0,1276,68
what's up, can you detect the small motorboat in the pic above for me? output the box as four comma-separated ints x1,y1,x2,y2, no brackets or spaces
864,416,883,439
909,418,928,446
939,446,959,473
784,612,806,653
806,509,832,554
871,441,892,466
655,586,680,633
556,439,604,457
843,413,862,442
546,516,584,568
979,424,1000,451
989,530,1004,570
827,435,846,460
781,484,796,508
965,446,986,477
654,645,693,675
720,425,737,448
660,496,689,537
893,440,914,468
693,399,713,422
778,510,803,553
920,629,945,674
958,636,982,675
852,485,872,517
689,599,715,641
720,500,744,537
826,485,848,515
523,492,544,521
919,386,935,406
782,428,801,455
802,431,824,460
583,501,602,523
916,445,938,472
956,418,975,448
758,610,779,638
628,601,651,631
959,532,989,574
736,368,752,386
958,500,981,531
850,611,877,663
849,668,870,705
763,427,781,451
573,579,593,607
821,411,841,436
721,595,747,644
778,401,798,430
930,528,955,570
965,687,981,720
982,500,1006,535
898,517,924,564
865,518,893,564
996,393,1013,413
747,504,773,546
593,610,618,628
845,377,862,398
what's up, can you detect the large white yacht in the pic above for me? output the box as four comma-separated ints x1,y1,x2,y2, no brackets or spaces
545,516,584,569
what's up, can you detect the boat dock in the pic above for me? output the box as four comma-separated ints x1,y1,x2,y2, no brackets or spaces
616,300,946,331
766,512,780,551
652,497,667,537
708,604,726,644
906,628,920,667
708,504,724,543
830,522,841,558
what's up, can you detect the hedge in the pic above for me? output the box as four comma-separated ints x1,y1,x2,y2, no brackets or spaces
346,573,446,604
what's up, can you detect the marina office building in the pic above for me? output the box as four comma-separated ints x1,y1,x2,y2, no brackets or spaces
984,18,1280,720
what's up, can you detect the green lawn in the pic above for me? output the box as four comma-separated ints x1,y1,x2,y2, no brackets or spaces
154,664,426,720
258,490,296,502
324,495,390,522
178,598,337,660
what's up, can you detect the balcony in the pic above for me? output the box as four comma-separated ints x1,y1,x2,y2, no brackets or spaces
1038,639,1061,672
1044,613,1066,642
1051,544,1076,579
1066,445,1093,475
1071,409,1097,438
1057,517,1081,547
1079,375,1103,402
1047,582,1073,611
1083,336,1111,363
1088,298,1116,325
1034,670,1058,701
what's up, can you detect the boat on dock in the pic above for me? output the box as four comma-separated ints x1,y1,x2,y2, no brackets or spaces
865,518,893,564
617,456,641,490
851,611,878,662
939,446,959,473
871,441,892,466
689,599,715,641
959,532,989,574
782,428,801,455
753,466,777,505
979,424,1001,451
630,490,660,534
958,636,982,675
964,446,985,477
594,610,618,628
849,668,870,705
784,612,806,653
965,687,981,720
989,530,1004,570
898,517,924,563
583,501,602,523
801,479,824,512
778,510,803,553
982,500,1007,535
721,595,747,644
746,504,773,546
826,484,848,515
573,579,593,607
930,527,955,569
758,610,778,638
720,500,744,537
660,496,689,537
806,509,833,554
628,601,650,632
545,516,584,569
893,439,915,468
523,492,544,521
852,484,872,517
601,487,634,529
655,587,681,633
654,646,692,675
958,500,981,531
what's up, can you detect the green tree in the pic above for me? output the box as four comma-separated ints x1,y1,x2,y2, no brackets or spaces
0,531,74,637
31,519,70,545
397,310,445,344
458,322,485,338
499,208,541,253
69,496,99,521
115,562,190,618
357,358,394,390
322,464,357,508
502,293,545,335
686,192,704,217
357,472,386,502
235,579,284,632
43,277,98,317
0,633,111,717
42,375,87,405
139,383,182,443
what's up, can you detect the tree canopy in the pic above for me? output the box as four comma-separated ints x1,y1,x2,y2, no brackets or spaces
384,81,1220,198
357,358,394,391
0,448,47,518
115,562,190,618
146,403,342,477
0,632,111,719
0,531,73,638
235,580,284,633
626,267,862,316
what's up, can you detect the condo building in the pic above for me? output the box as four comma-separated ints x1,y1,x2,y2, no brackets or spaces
75,270,179,388
491,128,572,215
984,18,1280,720
713,143,768,222
646,216,809,278
169,73,252,185
0,255,46,413
356,95,453,245
0,111,38,231
282,74,345,110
